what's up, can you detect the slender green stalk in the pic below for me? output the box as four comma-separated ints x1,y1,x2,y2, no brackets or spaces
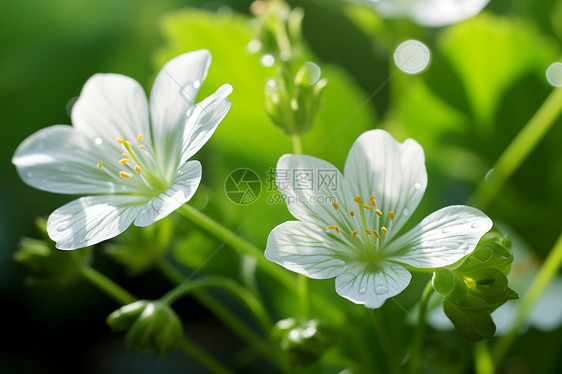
372,308,400,374
179,337,235,374
291,134,303,154
475,342,493,374
409,280,434,374
492,231,562,366
469,87,562,209
80,266,135,305
177,204,344,322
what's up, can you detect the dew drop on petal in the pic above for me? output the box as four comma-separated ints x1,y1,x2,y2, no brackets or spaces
337,273,354,283
57,224,70,232
304,61,321,85
546,62,562,87
302,326,317,338
186,107,194,117
65,96,79,116
394,39,431,74
333,259,346,266
94,137,103,145
414,182,422,190
442,226,453,234
375,285,387,295
192,80,201,89
246,39,262,54
403,208,411,216
289,330,300,341
359,287,367,294
471,221,481,229
261,54,275,67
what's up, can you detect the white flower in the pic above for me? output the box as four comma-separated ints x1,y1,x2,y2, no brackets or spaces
265,130,492,308
13,50,232,250
367,0,491,27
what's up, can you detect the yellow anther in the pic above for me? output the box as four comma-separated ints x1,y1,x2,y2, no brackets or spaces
135,165,141,174
381,227,388,235
363,204,372,210
328,225,340,234
116,138,123,144
370,195,376,201
370,199,376,206
366,229,372,236
139,145,147,150
375,209,382,217
332,201,339,210
350,210,355,217
351,230,358,237
119,159,129,165
354,195,361,203
96,160,102,168
389,211,395,221
137,133,144,142
122,153,129,158
119,171,132,179
373,230,380,239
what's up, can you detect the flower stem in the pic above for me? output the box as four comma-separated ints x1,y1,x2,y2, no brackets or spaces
469,87,562,209
474,341,494,374
409,279,434,374
492,231,562,366
371,308,400,374
177,204,344,323
80,266,135,305
291,134,303,154
179,337,235,374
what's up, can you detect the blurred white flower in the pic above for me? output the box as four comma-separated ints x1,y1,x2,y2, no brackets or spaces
265,130,492,308
13,50,232,250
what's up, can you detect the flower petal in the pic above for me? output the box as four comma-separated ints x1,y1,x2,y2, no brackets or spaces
276,154,353,231
134,161,202,227
72,73,150,145
265,221,349,279
180,84,233,163
47,195,146,250
385,205,493,268
335,262,412,308
343,129,427,242
12,125,137,194
149,50,211,170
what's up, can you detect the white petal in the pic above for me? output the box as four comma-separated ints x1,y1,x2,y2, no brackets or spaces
180,84,233,163
276,154,354,231
385,205,493,268
47,195,146,250
149,50,211,169
72,73,150,144
343,129,427,241
12,125,137,194
134,161,202,227
265,221,349,279
335,262,411,308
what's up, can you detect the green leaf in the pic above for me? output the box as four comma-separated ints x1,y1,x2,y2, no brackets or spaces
432,231,519,342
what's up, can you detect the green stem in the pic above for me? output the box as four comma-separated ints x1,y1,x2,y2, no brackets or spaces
492,231,562,366
177,204,344,323
475,341,494,374
409,279,434,374
179,337,235,374
291,134,303,154
80,266,135,305
161,276,272,333
372,308,400,374
469,87,562,209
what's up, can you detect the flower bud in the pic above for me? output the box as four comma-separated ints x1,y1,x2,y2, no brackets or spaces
272,318,335,368
107,300,183,356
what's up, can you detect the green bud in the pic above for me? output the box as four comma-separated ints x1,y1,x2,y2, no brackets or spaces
14,217,91,284
433,231,519,341
107,300,183,356
272,318,335,368
265,63,327,135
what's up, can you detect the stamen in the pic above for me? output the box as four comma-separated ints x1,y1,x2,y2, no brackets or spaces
350,210,355,217
370,195,376,201
116,138,123,144
123,139,132,146
373,230,380,239
370,199,376,206
140,145,147,150
354,195,361,203
332,201,339,210
119,171,132,179
96,160,102,168
366,229,372,236
389,211,395,221
375,209,382,217
119,159,129,165
137,133,144,142
328,225,340,234
369,195,376,206
351,230,358,237
363,204,372,210
135,165,141,174
381,227,388,235
122,153,130,158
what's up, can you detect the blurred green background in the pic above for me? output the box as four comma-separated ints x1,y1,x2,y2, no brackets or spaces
1,0,562,373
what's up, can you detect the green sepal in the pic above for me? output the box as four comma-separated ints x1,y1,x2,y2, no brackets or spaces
432,231,519,341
